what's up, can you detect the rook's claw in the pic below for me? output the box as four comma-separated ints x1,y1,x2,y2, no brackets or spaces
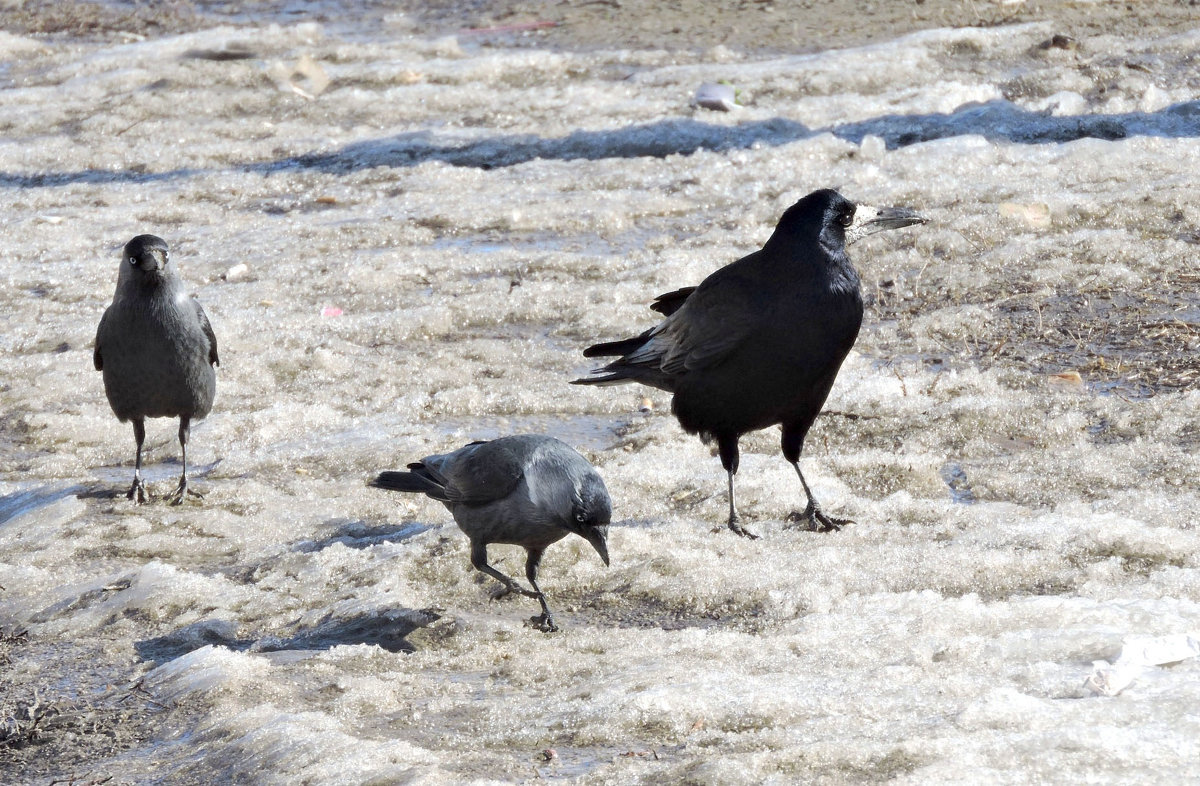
786,503,852,532
727,519,760,539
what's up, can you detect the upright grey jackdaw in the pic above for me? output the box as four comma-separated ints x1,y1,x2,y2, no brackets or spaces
574,189,924,538
94,235,218,504
370,434,611,632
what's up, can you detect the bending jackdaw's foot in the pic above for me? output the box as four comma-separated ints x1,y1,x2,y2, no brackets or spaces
786,503,852,532
126,478,147,504
490,581,539,601
167,479,204,506
528,613,559,633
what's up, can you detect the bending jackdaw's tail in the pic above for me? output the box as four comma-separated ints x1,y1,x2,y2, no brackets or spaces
370,465,449,502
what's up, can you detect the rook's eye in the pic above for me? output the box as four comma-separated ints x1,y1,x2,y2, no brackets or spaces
128,256,138,266
839,209,854,227
575,512,586,523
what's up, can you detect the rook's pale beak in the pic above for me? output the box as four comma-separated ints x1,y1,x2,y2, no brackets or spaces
846,205,927,245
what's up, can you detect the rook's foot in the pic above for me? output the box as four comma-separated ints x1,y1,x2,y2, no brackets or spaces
786,503,852,533
126,478,147,505
725,514,760,540
529,613,559,633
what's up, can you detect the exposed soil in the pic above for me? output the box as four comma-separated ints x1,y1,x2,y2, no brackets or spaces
3,0,1198,54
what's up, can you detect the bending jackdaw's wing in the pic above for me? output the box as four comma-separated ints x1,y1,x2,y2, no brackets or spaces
436,441,526,505
195,299,219,367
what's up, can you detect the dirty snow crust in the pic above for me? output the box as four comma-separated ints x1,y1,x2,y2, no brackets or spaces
1,19,1199,785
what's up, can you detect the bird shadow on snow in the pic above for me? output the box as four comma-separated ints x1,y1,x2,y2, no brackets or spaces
0,484,86,525
134,518,437,665
290,517,434,553
135,607,441,666
3,99,1199,186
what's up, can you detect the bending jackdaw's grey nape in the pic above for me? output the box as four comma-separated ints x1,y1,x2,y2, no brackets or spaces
370,434,612,632
94,234,219,504
574,189,925,538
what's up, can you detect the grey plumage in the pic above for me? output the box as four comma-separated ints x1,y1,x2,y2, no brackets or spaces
574,190,924,537
94,235,218,504
371,434,611,632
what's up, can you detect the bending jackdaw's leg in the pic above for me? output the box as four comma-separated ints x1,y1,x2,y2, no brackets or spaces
169,416,204,505
128,418,147,504
470,541,538,599
717,435,758,539
781,427,852,532
524,548,558,633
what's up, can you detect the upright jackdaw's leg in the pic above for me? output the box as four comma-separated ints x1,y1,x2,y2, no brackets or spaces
169,416,204,505
128,418,147,504
523,548,558,632
717,436,758,539
470,541,538,599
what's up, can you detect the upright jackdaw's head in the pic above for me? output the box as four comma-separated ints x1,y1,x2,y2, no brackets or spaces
119,234,172,285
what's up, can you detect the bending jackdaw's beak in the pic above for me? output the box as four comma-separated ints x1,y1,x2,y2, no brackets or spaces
585,526,610,567
846,205,927,245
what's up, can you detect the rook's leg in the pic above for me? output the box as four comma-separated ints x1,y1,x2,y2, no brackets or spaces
782,428,851,532
127,418,147,504
471,541,538,599
169,416,204,505
786,462,852,531
717,436,758,539
524,548,557,633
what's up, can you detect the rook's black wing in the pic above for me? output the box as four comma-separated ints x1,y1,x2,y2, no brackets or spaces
649,286,696,316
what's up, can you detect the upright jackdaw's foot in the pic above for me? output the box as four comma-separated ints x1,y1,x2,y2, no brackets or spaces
786,502,852,532
529,613,559,633
126,477,147,505
167,478,205,506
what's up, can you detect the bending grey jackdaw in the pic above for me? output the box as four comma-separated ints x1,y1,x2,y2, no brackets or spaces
574,189,924,538
94,235,218,504
371,434,611,632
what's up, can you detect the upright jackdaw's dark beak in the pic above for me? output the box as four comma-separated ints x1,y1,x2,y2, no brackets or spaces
139,251,165,272
585,526,610,567
846,205,927,245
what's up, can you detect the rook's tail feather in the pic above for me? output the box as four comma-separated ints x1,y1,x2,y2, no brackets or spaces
570,372,634,386
582,335,649,359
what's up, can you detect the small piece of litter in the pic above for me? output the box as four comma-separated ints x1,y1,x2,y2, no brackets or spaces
998,202,1051,228
1048,371,1083,387
693,82,738,112
1086,633,1200,696
321,306,343,317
